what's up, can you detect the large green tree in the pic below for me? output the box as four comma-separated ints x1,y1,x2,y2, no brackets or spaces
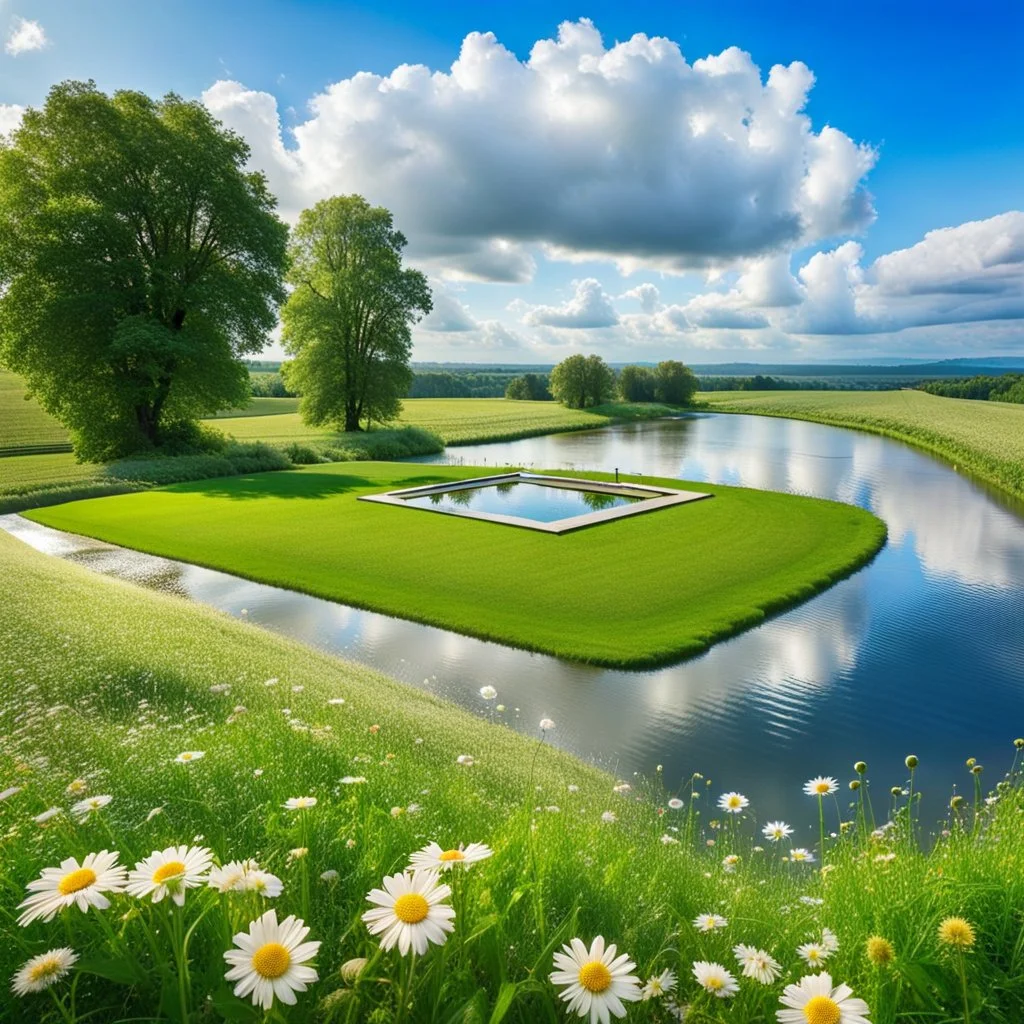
282,195,431,432
653,360,698,405
0,81,288,459
549,354,616,409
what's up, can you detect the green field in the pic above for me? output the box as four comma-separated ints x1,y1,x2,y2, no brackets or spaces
703,390,1024,502
0,371,72,453
27,462,885,667
1,524,1022,1022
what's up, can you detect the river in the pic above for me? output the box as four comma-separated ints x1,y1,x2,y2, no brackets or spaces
5,412,1022,834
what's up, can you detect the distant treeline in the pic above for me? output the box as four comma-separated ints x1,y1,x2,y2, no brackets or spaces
696,375,901,392
918,373,1024,404
407,371,530,398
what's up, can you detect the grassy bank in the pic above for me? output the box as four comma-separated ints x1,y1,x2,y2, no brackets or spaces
702,390,1024,502
28,463,885,668
1,528,1022,1022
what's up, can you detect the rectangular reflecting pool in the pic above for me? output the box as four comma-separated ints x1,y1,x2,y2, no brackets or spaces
360,472,710,533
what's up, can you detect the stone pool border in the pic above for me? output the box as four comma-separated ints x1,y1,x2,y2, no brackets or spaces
359,471,712,533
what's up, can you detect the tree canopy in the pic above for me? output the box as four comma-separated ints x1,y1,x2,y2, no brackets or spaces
282,195,431,432
0,80,288,459
549,354,616,409
505,372,551,401
652,360,698,405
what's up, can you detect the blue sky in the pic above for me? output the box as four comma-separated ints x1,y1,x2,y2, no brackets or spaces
3,1,1023,362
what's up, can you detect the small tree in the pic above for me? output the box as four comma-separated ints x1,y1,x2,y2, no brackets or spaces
505,372,550,401
618,365,656,402
282,195,431,432
0,81,288,459
550,354,615,408
654,360,698,405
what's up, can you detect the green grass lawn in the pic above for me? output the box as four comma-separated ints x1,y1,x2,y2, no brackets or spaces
27,462,885,667
0,371,72,453
702,390,1024,502
1,523,1022,1023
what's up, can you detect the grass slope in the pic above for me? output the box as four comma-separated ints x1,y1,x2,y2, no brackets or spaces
703,390,1024,502
28,463,885,667
1,528,1022,1022
0,371,71,453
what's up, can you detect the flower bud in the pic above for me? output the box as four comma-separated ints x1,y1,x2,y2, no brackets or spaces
854,761,867,774
970,764,983,775
905,755,918,769
340,958,368,984
950,795,964,809
849,780,861,790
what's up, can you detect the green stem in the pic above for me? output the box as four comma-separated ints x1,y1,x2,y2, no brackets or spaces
817,794,826,864
395,953,417,1024
957,951,971,1024
48,988,75,1024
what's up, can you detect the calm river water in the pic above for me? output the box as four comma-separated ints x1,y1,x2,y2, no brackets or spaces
7,413,1023,834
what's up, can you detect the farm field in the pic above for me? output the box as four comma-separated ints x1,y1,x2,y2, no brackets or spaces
703,390,1024,502
27,462,885,667
0,371,72,453
2,519,1022,1022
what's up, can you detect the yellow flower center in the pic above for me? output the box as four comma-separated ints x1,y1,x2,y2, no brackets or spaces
706,976,724,990
815,783,830,793
806,949,821,962
58,867,97,895
393,892,430,924
251,942,291,979
152,860,187,885
803,995,841,1024
578,960,612,993
939,917,975,948
28,957,62,982
439,849,465,862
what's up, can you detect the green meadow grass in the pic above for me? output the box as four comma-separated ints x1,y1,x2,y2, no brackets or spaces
702,390,1024,502
1,529,1022,1023
0,371,72,453
27,462,885,668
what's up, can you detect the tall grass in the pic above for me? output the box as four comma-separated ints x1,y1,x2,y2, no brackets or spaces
1,530,1022,1022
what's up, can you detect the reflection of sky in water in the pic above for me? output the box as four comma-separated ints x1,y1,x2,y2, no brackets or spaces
4,413,1023,830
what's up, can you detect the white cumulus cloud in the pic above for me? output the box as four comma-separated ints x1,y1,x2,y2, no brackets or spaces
5,16,47,56
523,278,619,328
0,103,25,135
202,19,876,282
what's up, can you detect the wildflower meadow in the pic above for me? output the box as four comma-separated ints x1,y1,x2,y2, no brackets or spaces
2,535,1023,1022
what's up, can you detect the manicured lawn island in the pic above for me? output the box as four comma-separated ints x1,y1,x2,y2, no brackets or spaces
28,462,886,668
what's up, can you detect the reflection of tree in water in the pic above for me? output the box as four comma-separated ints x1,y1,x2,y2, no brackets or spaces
445,487,476,507
579,490,622,511
494,482,516,496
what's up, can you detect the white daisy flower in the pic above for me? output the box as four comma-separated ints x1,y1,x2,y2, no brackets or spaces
693,913,728,932
718,792,749,814
821,928,840,953
33,807,62,825
790,848,816,863
479,686,497,700
340,776,366,784
327,698,345,705
601,811,617,824
733,944,782,984
550,935,642,1022
71,795,112,822
17,851,126,926
246,869,284,898
407,841,493,873
667,998,691,1020
763,821,794,842
175,751,205,765
126,845,213,906
667,798,684,810
539,718,555,732
1,785,23,801
804,777,838,797
660,834,680,845
797,942,831,968
692,961,738,998
223,908,320,1010
283,797,317,810
642,968,677,1000
208,859,280,896
10,948,78,996
362,870,455,955
776,972,871,1023
722,854,741,873
455,755,475,766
